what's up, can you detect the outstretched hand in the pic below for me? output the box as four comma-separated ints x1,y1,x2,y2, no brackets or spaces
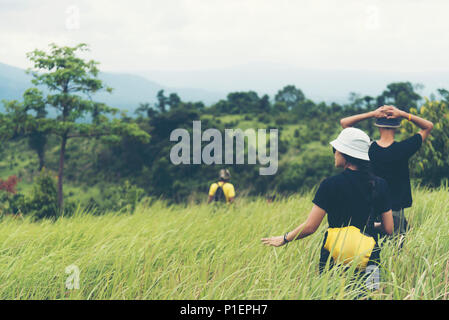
261,235,286,247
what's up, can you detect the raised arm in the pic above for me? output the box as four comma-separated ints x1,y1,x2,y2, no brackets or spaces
383,105,434,141
261,205,326,247
340,106,388,128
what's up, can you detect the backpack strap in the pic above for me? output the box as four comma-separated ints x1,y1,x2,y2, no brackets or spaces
214,182,226,202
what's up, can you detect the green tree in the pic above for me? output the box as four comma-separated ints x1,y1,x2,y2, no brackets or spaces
24,88,48,170
168,93,182,109
15,43,150,211
437,88,449,102
1,88,48,171
275,85,305,110
402,99,449,186
273,143,335,193
377,82,422,112
156,90,168,113
226,91,262,114
135,102,158,119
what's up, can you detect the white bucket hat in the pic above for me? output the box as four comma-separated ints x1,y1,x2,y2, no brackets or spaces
330,127,370,161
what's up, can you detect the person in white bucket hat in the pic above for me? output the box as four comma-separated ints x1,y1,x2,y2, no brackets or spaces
330,127,370,161
262,128,393,296
340,105,433,241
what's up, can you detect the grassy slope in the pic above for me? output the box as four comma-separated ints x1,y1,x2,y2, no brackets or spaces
0,187,447,300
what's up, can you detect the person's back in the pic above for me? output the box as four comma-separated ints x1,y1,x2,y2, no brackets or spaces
209,180,235,204
369,134,422,211
340,105,433,237
314,168,390,237
208,169,235,204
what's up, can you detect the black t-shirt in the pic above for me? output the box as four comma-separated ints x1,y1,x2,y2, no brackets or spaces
312,169,391,235
368,134,422,211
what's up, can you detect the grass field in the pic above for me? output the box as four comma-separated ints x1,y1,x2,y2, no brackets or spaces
0,187,448,300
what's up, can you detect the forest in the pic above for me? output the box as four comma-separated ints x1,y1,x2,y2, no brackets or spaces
0,43,448,219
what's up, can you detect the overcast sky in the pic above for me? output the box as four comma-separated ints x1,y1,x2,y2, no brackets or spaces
1,0,449,73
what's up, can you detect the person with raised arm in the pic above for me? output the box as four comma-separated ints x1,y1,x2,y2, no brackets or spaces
262,128,393,292
340,105,433,239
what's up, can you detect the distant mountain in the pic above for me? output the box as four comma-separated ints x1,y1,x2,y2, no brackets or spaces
2,61,449,113
0,62,33,101
95,72,226,111
137,62,449,104
0,62,226,112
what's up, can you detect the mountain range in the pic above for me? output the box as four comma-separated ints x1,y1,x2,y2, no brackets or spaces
136,62,449,104
0,62,225,113
1,61,449,113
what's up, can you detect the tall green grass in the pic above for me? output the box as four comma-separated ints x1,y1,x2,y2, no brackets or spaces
0,187,448,300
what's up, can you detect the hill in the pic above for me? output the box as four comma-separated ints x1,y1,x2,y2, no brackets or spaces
0,62,225,111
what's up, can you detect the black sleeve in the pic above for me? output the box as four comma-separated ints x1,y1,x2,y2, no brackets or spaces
374,179,392,216
312,178,332,213
396,133,423,159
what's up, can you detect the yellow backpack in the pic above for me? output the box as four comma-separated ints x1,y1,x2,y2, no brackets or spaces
324,226,375,270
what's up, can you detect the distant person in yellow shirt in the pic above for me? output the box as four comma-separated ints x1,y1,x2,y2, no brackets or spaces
208,169,235,204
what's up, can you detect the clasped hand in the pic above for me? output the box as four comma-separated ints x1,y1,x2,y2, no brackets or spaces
372,105,403,119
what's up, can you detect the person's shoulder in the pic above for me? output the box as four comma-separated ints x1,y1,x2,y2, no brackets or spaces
209,182,218,190
223,182,234,189
369,140,378,149
399,133,423,144
393,133,423,156
313,174,343,208
368,141,381,157
369,140,395,152
319,173,345,188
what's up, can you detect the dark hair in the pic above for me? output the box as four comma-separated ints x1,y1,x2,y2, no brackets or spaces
341,153,377,200
332,147,376,198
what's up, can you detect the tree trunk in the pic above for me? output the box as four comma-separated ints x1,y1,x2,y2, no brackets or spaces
38,149,45,172
57,134,68,212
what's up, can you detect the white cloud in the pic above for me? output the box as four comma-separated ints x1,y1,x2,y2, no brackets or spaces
1,0,449,72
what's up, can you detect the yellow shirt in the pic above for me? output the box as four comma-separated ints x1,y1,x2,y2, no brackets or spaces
208,181,235,203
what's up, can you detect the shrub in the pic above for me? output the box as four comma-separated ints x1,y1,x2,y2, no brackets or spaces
0,175,19,194
274,143,336,193
0,175,21,216
26,169,59,220
275,115,289,125
90,181,146,214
